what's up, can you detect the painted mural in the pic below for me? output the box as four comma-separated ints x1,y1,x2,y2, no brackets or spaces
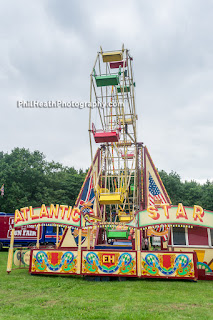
31,250,78,274
82,250,137,276
141,251,196,279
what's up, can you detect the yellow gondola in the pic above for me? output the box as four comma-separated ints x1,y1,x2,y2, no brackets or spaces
102,51,123,62
98,187,126,205
118,211,133,222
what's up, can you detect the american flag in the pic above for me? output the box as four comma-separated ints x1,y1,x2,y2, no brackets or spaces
148,173,168,240
0,184,4,197
79,176,95,215
148,173,166,206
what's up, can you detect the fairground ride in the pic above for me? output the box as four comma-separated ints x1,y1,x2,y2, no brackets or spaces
6,46,213,281
89,45,144,224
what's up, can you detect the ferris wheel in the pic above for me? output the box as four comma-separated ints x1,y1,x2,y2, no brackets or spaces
89,45,143,223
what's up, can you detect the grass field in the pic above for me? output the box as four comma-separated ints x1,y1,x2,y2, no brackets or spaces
0,250,213,320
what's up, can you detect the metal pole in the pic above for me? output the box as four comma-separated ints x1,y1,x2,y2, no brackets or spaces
56,225,59,248
77,229,82,274
36,224,40,249
137,229,141,277
87,227,91,250
7,228,15,273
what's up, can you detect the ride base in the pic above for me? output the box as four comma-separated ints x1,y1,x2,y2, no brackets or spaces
29,248,198,281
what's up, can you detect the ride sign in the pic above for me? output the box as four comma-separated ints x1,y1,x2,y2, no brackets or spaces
14,204,81,228
138,203,213,229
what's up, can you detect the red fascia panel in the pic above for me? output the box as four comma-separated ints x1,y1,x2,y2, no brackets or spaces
188,227,209,246
94,132,119,143
110,61,127,69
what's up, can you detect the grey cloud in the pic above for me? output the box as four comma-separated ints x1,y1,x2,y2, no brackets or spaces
0,0,213,182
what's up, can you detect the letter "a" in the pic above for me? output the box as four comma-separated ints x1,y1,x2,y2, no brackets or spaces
176,203,188,220
40,204,49,218
14,209,25,224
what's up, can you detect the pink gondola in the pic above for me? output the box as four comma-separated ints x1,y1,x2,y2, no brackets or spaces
92,123,121,143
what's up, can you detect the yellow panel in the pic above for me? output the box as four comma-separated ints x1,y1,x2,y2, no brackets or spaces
99,193,123,205
119,215,132,222
209,261,213,270
102,51,123,62
60,227,79,248
194,250,205,262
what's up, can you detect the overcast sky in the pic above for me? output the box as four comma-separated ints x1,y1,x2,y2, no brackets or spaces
1,0,213,182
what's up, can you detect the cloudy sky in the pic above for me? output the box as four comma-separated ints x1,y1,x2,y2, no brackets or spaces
1,0,213,182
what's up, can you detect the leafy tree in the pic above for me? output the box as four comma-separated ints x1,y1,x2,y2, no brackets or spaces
200,180,213,210
159,170,213,211
0,148,87,212
0,148,212,213
159,170,184,204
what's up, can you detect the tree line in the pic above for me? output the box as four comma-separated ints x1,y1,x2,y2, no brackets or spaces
159,170,213,211
0,148,87,213
0,148,212,213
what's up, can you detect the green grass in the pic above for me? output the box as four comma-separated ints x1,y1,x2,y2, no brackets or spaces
0,251,213,320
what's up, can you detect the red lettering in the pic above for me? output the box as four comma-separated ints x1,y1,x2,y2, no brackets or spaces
176,203,188,220
193,205,204,222
147,206,160,220
159,203,171,219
